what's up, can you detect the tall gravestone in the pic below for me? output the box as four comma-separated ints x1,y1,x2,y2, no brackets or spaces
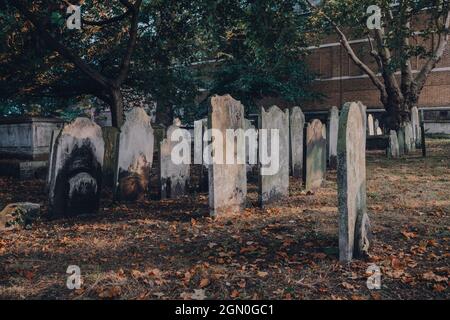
160,120,190,198
48,118,104,217
327,106,339,169
367,114,375,136
194,118,208,191
337,102,370,262
116,108,154,201
259,106,289,206
208,95,247,216
290,106,305,177
303,119,327,192
411,106,421,147
388,130,400,158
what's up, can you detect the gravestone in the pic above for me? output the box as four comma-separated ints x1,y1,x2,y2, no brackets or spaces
160,121,190,198
404,122,415,153
327,106,339,169
374,119,382,135
244,119,258,174
194,118,208,191
367,114,375,136
411,106,421,147
259,106,289,206
48,118,104,217
102,127,120,187
397,128,406,156
290,106,305,177
208,95,247,216
337,102,370,262
303,119,327,192
116,108,154,201
388,130,400,158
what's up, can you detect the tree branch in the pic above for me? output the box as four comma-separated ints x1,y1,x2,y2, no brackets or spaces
305,0,388,103
116,0,142,86
413,8,449,94
82,9,131,26
10,0,112,89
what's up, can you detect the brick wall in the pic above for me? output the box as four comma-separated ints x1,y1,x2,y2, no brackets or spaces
304,34,450,112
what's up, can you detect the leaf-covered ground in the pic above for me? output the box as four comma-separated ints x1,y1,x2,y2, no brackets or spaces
0,139,449,300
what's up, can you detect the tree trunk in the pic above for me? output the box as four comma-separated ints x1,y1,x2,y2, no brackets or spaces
110,88,124,128
155,99,173,127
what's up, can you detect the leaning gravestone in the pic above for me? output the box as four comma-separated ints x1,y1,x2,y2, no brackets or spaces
259,106,289,206
116,108,154,201
208,95,247,216
290,106,305,177
303,119,326,192
411,106,421,147
327,106,339,169
388,130,400,158
160,120,190,198
337,102,370,262
48,118,104,217
367,114,375,136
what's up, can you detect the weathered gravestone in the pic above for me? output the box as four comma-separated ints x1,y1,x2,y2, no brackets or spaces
337,102,371,262
116,108,154,201
327,106,339,169
397,127,406,156
259,106,289,206
290,106,305,178
208,95,247,216
404,122,415,153
101,127,120,187
194,118,208,191
160,120,190,198
48,118,104,217
367,114,375,136
388,130,400,158
302,119,326,192
411,106,421,148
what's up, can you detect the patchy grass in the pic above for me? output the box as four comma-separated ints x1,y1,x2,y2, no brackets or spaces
0,139,448,300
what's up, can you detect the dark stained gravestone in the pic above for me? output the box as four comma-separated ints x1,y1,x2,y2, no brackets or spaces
337,102,371,262
48,118,104,217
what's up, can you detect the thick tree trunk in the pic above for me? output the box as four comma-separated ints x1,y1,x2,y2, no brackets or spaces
155,99,173,127
110,88,124,128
